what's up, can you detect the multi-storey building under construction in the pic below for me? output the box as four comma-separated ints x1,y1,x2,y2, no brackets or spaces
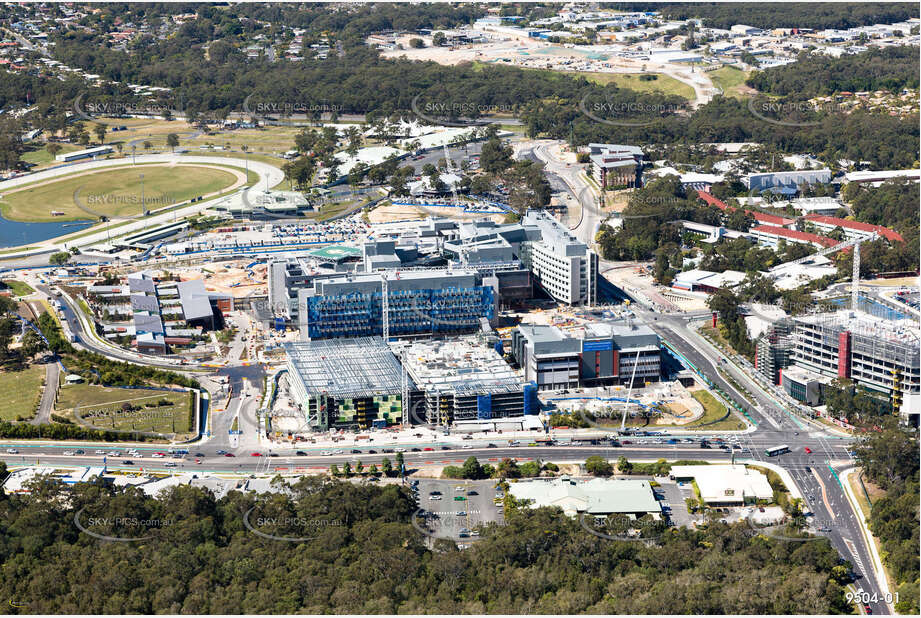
791,310,920,416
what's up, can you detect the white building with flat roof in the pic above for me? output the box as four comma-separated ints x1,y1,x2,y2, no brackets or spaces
670,464,774,506
520,210,597,305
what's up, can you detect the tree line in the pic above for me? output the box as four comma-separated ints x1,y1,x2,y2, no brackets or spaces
656,3,919,30
854,420,919,614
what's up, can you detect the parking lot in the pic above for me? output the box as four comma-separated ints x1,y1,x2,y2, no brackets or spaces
655,480,695,528
412,478,505,543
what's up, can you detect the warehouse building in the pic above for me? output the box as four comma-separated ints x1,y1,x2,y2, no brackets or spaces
743,169,832,193
397,337,535,425
55,145,113,162
511,320,661,391
284,338,407,431
670,465,773,506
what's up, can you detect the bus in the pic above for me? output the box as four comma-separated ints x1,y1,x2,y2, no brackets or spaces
765,445,790,457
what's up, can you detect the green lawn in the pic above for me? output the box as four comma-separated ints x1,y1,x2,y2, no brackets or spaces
710,66,753,99
2,279,35,296
56,383,193,435
0,365,44,421
0,165,238,223
687,389,746,430
21,143,83,168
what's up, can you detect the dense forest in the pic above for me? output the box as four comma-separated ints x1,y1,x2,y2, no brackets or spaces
746,46,920,96
654,3,919,30
0,10,909,170
854,421,920,614
0,465,855,614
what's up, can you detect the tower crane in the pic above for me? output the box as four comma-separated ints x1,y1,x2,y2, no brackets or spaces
767,231,878,312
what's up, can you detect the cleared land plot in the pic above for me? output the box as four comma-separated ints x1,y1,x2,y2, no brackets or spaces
0,165,238,222
0,365,44,421
710,66,754,99
581,72,696,100
56,383,193,434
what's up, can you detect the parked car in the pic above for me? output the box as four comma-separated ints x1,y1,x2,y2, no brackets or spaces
250,452,262,457
224,453,235,457
295,450,307,456
122,460,134,465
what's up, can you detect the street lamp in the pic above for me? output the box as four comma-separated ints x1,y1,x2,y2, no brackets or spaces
140,173,146,215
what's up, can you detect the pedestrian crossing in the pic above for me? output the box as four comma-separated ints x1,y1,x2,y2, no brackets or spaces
843,538,866,577
427,510,482,516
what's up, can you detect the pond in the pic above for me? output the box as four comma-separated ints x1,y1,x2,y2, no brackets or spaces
0,215,94,249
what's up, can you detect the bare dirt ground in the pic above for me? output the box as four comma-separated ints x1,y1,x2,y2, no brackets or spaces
176,260,267,298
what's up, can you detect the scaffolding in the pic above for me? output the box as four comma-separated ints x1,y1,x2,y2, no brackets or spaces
396,337,525,424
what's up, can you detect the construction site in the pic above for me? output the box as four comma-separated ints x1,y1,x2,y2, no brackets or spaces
173,260,268,298
283,338,406,432
396,337,535,425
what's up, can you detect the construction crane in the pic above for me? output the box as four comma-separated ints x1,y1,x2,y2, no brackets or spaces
401,347,409,426
767,231,879,312
620,349,643,431
381,271,389,340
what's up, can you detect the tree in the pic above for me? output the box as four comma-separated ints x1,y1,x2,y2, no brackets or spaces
395,452,404,474
49,252,70,265
617,456,633,475
408,38,424,49
461,456,484,480
330,464,340,476
585,455,613,476
93,123,107,145
143,141,152,152
495,458,521,478
166,133,179,152
381,457,392,477
46,142,62,159
342,462,352,477
432,31,446,46
368,463,379,476
20,329,45,359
